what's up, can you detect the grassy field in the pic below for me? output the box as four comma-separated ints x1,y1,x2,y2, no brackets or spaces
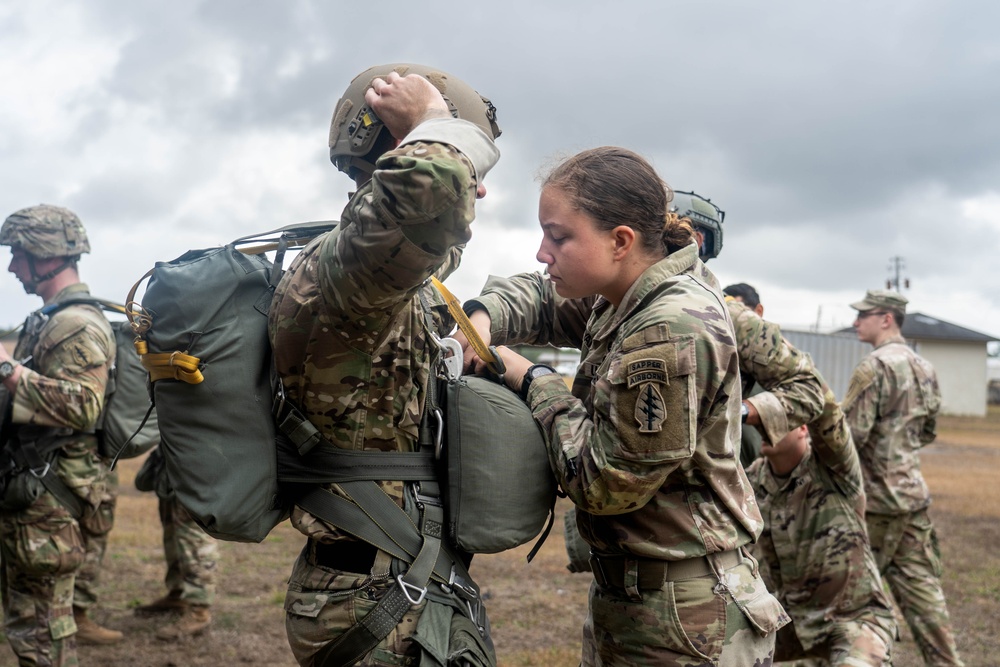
0,407,997,666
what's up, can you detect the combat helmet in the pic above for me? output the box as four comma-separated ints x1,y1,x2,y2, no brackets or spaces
1,204,90,259
329,63,501,180
669,191,725,261
1,204,90,288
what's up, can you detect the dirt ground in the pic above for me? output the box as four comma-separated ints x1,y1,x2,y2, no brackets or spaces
0,407,997,666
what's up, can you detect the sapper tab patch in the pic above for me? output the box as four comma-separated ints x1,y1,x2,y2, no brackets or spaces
626,358,667,388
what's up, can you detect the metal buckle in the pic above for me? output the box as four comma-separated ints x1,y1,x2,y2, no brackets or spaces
396,575,427,605
432,408,444,460
411,482,442,509
29,462,50,478
438,337,463,381
273,380,287,418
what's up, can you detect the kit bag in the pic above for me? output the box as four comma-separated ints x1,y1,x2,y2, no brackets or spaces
440,374,557,555
33,298,160,463
129,222,336,542
99,319,160,461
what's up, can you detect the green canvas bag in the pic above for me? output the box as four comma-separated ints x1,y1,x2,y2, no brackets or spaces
128,222,336,542
441,374,557,555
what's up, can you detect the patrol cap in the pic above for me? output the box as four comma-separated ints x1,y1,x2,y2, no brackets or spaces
0,204,91,259
328,63,501,179
850,289,908,313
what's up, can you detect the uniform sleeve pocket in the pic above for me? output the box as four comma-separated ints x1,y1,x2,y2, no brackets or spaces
610,337,697,463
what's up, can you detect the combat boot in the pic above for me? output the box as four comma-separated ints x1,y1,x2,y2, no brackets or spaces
74,607,124,645
155,605,211,640
134,591,188,616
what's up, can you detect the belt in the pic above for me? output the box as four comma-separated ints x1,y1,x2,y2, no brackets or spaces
590,549,743,592
313,539,378,574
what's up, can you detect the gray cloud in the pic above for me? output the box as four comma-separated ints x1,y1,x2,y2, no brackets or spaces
2,0,999,335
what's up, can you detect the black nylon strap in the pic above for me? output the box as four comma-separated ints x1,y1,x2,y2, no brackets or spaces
9,439,85,520
312,584,413,666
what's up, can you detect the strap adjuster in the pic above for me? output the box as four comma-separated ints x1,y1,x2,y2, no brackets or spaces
396,575,427,605
29,462,51,478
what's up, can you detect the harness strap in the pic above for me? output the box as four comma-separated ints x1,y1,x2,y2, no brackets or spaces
6,438,86,520
282,282,487,664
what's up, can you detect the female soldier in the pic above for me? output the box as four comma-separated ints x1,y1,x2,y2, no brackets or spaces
459,147,788,666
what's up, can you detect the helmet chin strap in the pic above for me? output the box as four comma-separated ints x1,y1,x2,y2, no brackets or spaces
26,254,73,287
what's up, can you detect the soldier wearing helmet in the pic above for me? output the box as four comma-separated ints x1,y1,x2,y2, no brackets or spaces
672,194,825,469
269,64,500,666
0,205,120,665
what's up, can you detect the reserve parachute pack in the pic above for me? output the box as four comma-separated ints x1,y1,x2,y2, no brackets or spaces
128,221,556,555
35,297,160,463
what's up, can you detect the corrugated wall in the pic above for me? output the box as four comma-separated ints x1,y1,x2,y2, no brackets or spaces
782,330,869,401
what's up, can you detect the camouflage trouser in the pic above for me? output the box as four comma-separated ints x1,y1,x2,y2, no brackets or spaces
0,491,86,667
73,467,117,610
774,616,894,666
581,550,787,666
158,495,217,606
284,542,425,666
866,510,964,667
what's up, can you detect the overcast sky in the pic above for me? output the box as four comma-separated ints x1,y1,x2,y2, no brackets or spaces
3,1,1000,344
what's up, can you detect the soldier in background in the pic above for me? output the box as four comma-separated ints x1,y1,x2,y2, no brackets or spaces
0,205,116,666
133,447,217,640
746,400,896,665
672,193,826,469
844,290,963,666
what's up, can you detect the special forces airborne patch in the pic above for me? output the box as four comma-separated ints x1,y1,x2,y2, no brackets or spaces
628,358,667,433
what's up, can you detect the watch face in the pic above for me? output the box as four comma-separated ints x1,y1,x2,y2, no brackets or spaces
0,361,14,380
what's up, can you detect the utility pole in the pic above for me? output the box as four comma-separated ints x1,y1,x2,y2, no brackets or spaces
886,255,910,292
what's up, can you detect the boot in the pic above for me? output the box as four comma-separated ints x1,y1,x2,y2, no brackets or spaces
134,591,189,616
74,607,124,645
155,605,211,640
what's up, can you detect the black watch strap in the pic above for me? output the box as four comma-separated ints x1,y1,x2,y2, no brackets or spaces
520,364,557,401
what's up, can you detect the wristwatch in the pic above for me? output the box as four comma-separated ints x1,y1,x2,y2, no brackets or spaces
519,364,557,401
0,360,17,382
740,401,750,423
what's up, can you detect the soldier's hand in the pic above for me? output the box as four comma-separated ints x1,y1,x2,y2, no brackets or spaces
493,346,532,394
450,309,493,373
365,72,450,140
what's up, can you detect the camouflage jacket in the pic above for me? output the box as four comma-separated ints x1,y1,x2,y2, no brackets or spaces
470,243,763,559
1,283,115,504
746,386,894,650
726,299,825,447
268,118,499,542
843,336,941,514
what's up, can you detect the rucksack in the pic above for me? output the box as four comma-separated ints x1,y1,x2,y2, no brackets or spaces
126,222,335,542
37,297,160,463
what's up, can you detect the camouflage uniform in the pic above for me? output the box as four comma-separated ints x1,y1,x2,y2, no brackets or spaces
72,463,117,611
469,244,789,667
0,283,115,667
843,335,963,666
726,299,825,468
269,117,499,666
746,385,896,666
